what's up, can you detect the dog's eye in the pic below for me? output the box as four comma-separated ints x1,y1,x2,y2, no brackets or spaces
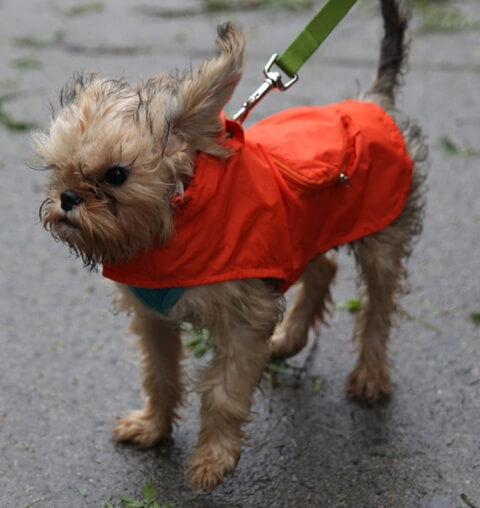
104,166,129,186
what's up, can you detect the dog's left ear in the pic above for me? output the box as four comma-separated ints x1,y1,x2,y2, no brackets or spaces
174,23,245,147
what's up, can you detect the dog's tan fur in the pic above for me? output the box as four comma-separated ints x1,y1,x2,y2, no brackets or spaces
35,0,427,492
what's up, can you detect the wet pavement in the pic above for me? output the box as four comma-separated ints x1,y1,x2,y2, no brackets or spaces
1,0,479,507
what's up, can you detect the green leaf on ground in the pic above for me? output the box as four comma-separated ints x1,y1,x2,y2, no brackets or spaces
117,483,173,508
438,136,480,157
11,56,42,70
142,483,157,502
0,93,37,131
439,136,461,155
0,109,37,131
64,2,105,16
334,298,362,313
137,0,314,18
418,7,480,34
266,356,289,376
183,324,213,358
15,30,65,48
206,0,314,10
312,376,325,394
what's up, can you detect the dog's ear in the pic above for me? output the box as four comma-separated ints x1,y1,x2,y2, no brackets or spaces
174,23,245,146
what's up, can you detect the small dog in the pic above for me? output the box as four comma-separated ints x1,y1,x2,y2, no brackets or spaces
35,0,426,492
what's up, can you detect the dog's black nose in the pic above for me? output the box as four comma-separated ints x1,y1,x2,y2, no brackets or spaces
60,190,84,211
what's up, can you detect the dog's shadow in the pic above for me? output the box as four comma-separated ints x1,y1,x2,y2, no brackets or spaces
216,376,405,506
192,335,431,507
110,324,428,507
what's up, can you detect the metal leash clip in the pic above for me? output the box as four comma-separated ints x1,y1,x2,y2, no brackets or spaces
233,53,299,124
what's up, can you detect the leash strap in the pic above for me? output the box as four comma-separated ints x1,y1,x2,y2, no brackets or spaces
233,0,357,123
276,0,358,78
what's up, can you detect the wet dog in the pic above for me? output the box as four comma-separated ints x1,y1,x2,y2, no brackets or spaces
35,0,427,491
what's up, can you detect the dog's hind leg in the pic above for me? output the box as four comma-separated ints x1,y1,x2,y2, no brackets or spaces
113,287,183,447
346,222,410,401
269,254,337,358
346,106,426,402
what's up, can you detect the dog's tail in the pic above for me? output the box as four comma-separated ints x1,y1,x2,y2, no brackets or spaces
365,0,409,107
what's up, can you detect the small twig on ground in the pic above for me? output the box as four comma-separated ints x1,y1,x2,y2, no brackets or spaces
403,310,443,334
461,493,479,508
23,499,43,508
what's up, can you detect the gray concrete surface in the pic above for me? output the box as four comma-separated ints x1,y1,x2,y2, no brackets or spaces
1,0,479,507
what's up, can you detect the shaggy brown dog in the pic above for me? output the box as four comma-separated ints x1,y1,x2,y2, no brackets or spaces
35,0,427,492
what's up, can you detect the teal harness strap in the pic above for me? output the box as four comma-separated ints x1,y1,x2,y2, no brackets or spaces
276,0,358,78
129,286,186,316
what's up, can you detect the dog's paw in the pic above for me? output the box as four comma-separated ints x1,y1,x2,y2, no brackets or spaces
346,364,392,402
113,410,171,448
269,322,306,358
188,447,239,492
269,325,291,357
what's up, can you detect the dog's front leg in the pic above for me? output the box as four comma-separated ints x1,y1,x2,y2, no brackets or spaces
173,280,281,492
113,287,183,447
189,323,271,491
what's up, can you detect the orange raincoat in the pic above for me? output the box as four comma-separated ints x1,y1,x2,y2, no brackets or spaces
103,100,413,294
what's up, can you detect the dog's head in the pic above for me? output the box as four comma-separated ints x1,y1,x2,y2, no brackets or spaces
34,23,245,267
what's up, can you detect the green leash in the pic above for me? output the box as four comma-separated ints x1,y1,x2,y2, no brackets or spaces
233,0,358,123
276,0,358,78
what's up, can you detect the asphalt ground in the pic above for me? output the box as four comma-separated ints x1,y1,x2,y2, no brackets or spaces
0,1,479,507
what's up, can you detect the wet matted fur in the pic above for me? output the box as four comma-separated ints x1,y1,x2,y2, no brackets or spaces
35,0,427,492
